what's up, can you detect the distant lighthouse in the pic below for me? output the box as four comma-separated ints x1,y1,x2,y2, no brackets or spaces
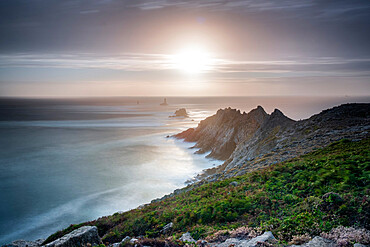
160,98,168,106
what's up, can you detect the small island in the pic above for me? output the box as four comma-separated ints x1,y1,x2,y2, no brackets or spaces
160,98,168,106
169,108,188,118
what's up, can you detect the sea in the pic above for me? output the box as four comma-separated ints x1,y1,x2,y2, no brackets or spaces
0,96,369,244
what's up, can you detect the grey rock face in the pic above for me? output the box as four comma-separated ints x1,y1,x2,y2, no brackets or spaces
5,239,45,247
111,236,131,247
129,238,138,244
43,226,101,247
246,231,275,247
121,236,131,243
354,244,368,247
161,222,173,233
176,103,370,182
290,237,336,247
179,232,196,243
175,106,269,160
229,181,239,186
211,231,275,247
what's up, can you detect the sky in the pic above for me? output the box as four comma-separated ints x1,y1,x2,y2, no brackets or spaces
0,0,369,97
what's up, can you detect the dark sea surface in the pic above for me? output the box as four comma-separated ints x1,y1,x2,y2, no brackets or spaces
0,96,369,244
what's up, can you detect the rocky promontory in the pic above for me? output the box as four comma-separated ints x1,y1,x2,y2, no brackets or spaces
175,103,370,180
175,106,269,160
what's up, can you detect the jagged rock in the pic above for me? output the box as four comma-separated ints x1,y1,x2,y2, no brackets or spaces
179,232,196,243
174,106,269,160
211,231,275,247
170,108,188,118
161,222,173,233
175,103,370,181
111,236,131,247
5,239,45,247
197,240,208,247
290,236,336,247
129,238,138,244
43,226,101,247
229,181,239,186
121,236,131,243
246,231,275,246
354,244,367,247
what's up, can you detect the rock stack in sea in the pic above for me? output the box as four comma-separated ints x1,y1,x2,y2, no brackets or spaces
169,108,188,118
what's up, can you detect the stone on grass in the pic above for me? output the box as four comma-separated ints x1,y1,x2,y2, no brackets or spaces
211,231,275,247
6,239,45,247
290,236,336,247
179,232,196,243
43,226,101,247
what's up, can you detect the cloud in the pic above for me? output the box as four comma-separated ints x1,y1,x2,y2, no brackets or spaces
1,53,369,79
129,0,370,20
129,0,314,12
0,53,187,71
214,57,370,76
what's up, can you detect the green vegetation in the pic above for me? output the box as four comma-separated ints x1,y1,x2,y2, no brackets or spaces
44,139,370,245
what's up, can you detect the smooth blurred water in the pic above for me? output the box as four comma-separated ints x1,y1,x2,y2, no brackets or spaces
0,96,368,244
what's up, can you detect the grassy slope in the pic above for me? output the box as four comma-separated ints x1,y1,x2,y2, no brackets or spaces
45,139,370,244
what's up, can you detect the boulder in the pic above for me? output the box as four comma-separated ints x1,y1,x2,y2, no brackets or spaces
43,226,101,247
246,231,275,246
211,231,275,247
5,239,45,247
354,244,367,247
129,238,138,244
121,236,131,243
229,181,239,186
161,222,173,233
179,232,196,243
110,236,131,247
290,236,336,247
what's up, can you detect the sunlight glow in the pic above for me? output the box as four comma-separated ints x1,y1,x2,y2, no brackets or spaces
171,46,214,73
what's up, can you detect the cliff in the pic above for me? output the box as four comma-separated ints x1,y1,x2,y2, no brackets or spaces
175,103,370,180
174,106,269,160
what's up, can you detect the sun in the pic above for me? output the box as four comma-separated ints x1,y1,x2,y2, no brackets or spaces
171,46,213,74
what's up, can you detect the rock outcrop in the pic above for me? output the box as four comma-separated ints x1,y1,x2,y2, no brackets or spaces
43,226,101,247
210,231,276,247
175,106,269,160
161,222,173,233
176,103,370,181
170,108,188,117
290,236,336,247
4,239,45,247
179,232,196,243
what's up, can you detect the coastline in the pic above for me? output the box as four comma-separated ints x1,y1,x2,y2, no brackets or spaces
2,100,370,246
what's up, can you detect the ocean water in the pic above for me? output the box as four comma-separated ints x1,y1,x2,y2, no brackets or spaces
0,96,368,244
